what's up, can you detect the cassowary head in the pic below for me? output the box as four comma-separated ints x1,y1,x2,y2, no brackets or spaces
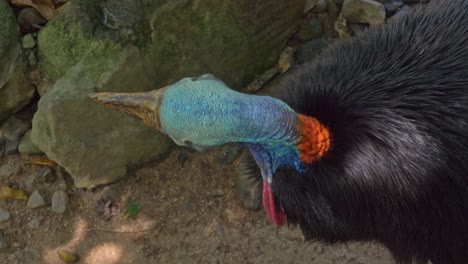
90,74,331,226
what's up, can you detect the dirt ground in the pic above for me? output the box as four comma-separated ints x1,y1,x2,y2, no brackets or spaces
0,146,395,264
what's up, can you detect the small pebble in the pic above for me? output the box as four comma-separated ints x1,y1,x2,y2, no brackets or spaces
0,208,11,223
36,167,56,183
28,52,37,67
4,140,19,155
27,190,46,209
51,190,68,214
100,186,120,202
22,34,36,49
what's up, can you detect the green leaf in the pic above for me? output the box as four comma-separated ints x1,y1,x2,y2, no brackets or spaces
125,197,141,219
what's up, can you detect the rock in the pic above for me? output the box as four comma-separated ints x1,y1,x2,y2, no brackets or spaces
100,186,121,203
4,140,19,155
51,190,68,214
326,0,341,38
0,115,31,141
36,80,54,97
342,0,386,25
312,0,328,12
36,167,56,183
28,52,37,67
38,0,305,87
304,0,320,13
0,232,7,250
22,34,36,49
17,7,47,33
27,190,46,209
377,0,403,13
28,217,43,229
0,208,11,223
32,48,174,188
295,16,324,40
34,0,306,188
0,164,15,177
295,38,329,64
0,2,36,123
19,130,43,154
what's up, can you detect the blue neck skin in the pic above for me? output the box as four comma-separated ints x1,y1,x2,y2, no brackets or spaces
159,77,304,182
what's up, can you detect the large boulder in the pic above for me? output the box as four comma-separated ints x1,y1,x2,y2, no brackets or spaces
0,1,35,123
32,47,173,188
39,0,305,88
342,0,386,25
33,0,306,188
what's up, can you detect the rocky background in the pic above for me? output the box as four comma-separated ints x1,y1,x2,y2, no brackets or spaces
1,0,429,263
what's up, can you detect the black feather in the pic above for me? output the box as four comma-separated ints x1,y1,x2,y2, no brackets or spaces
241,0,468,263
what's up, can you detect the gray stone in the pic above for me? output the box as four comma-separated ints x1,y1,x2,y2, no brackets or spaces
100,186,121,202
38,0,305,88
36,80,54,97
0,208,11,223
304,0,320,13
27,190,46,209
19,130,43,154
0,164,15,177
4,140,19,155
28,52,37,67
34,0,306,188
0,1,35,123
32,48,174,188
342,0,386,25
295,16,324,40
295,38,329,64
0,116,31,141
18,7,47,33
0,232,7,250
51,190,68,214
22,34,36,49
28,217,43,229
36,167,56,183
377,0,404,13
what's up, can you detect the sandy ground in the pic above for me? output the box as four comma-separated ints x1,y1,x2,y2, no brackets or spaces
0,146,395,264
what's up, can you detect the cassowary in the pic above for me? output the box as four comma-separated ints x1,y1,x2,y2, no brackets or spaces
91,0,467,263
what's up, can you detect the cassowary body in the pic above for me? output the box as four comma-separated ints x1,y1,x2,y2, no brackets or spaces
91,0,468,263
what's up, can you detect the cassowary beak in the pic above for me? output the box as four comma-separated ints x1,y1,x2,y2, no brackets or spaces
89,87,168,132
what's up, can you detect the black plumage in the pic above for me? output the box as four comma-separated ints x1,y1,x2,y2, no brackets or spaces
240,0,467,263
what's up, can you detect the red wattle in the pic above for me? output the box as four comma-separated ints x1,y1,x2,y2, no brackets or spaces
262,180,287,226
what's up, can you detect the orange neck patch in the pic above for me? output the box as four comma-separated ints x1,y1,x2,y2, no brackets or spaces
297,115,331,163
